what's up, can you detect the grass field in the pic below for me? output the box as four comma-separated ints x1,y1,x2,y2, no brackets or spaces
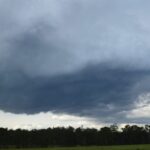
2,145,150,150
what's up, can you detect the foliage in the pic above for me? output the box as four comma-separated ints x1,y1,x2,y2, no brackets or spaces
2,145,150,150
0,125,150,148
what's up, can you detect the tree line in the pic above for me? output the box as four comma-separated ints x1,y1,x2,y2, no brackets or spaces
0,124,150,148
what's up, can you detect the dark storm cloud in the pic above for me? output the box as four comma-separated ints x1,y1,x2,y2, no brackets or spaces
0,64,150,123
0,0,150,122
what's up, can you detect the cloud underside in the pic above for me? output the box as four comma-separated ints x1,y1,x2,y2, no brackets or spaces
0,0,150,123
1,65,150,123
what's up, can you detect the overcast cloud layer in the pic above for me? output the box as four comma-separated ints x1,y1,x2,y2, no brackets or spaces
0,0,150,124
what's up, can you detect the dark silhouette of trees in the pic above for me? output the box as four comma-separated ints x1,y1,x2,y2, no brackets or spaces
0,125,150,148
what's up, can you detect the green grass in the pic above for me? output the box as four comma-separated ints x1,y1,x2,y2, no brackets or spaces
2,145,150,150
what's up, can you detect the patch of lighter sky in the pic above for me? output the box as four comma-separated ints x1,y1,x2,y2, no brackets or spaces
0,110,106,130
126,92,150,118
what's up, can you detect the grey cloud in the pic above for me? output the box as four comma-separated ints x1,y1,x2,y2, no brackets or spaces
0,64,150,123
1,0,150,77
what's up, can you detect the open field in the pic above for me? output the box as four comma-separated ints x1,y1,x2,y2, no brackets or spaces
2,145,150,150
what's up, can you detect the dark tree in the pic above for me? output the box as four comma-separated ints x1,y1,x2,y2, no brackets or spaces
0,124,150,148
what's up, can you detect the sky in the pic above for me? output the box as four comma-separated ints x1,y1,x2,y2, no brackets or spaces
0,0,150,129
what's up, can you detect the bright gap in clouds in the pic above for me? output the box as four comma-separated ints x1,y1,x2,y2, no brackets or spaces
126,93,150,119
0,110,146,130
0,110,104,130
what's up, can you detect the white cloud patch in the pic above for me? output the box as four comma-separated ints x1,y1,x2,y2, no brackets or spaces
0,110,103,130
126,93,150,118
